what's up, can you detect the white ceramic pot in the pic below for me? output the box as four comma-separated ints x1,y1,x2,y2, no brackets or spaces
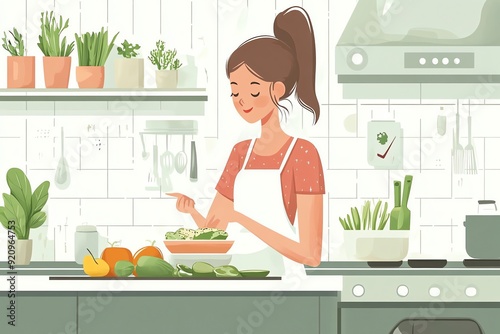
114,58,144,88
343,230,410,261
14,239,33,265
155,70,178,89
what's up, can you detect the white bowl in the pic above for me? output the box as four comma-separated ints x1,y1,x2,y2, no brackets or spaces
165,253,233,267
343,230,410,261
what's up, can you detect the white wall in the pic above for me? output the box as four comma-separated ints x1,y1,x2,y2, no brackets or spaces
0,0,494,262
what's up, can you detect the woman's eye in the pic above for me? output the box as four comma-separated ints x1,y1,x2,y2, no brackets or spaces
251,92,260,97
230,93,239,97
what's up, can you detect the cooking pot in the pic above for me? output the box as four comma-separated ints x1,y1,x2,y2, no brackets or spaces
464,200,500,259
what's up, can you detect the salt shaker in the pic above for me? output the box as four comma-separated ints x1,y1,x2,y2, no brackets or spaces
74,225,98,264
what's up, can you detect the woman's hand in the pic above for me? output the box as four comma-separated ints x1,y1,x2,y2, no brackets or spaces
167,192,195,214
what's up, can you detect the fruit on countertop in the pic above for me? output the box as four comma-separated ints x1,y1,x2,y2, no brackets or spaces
132,240,163,276
114,260,135,277
101,242,134,277
165,227,228,240
83,248,110,277
135,256,176,277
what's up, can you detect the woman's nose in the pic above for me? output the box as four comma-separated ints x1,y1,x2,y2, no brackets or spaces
238,97,244,106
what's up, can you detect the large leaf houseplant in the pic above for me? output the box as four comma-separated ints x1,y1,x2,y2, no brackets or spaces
0,168,50,265
74,28,119,88
37,11,75,88
2,27,35,88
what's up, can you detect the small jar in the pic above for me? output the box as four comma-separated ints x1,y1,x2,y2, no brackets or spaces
74,225,98,264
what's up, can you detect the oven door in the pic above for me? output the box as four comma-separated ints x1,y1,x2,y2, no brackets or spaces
338,303,499,333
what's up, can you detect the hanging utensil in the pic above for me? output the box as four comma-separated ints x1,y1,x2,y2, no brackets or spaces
140,133,149,160
55,127,70,189
190,138,198,182
464,105,477,174
389,180,401,230
160,135,175,192
437,107,446,136
174,134,188,174
146,143,160,191
455,107,464,174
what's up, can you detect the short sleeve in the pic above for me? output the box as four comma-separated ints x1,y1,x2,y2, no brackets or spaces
215,140,250,201
290,139,325,194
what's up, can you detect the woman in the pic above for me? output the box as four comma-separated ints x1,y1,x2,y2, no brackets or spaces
169,6,324,276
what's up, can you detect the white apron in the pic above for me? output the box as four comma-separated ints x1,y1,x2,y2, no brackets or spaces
227,137,306,277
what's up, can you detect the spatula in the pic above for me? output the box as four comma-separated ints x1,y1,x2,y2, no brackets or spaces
389,180,401,230
397,175,413,230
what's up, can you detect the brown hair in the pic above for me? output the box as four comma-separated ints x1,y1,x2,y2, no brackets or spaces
226,6,320,124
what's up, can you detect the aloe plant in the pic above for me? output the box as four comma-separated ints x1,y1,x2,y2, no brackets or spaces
148,40,182,70
37,11,74,57
117,40,140,58
0,168,50,240
75,28,119,66
339,200,390,230
2,28,25,56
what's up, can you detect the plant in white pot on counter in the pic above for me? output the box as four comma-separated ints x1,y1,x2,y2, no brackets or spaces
149,40,182,88
0,168,50,265
74,28,119,88
2,27,35,88
115,39,144,88
340,199,410,262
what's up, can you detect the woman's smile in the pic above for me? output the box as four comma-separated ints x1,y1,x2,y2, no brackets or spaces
243,107,253,113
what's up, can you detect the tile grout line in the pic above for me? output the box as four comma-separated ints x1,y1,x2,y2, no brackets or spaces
132,0,135,35
190,0,193,50
159,0,162,35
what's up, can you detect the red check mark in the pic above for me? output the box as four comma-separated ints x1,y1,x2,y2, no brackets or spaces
377,136,396,159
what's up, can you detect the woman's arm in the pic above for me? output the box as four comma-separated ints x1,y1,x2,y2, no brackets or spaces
230,193,323,267
168,191,234,229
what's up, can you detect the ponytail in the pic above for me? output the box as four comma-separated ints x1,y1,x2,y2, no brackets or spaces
274,7,320,124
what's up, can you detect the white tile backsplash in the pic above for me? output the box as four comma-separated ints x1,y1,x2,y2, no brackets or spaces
2,0,500,262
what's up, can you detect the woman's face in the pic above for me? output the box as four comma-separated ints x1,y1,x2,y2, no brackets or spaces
229,64,284,124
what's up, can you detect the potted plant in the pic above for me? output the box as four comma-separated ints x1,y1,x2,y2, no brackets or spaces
148,40,182,88
2,28,35,88
0,168,50,265
339,199,410,261
37,11,75,88
74,28,119,88
115,39,143,88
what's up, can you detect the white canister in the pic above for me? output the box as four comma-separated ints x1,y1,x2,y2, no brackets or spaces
74,225,98,264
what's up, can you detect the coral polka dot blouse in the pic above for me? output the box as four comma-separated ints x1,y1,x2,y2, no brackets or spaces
216,137,325,225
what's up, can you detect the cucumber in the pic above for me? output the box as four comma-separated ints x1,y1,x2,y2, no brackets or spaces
214,265,241,278
136,256,175,277
192,261,215,277
114,260,134,277
239,270,270,278
176,263,193,274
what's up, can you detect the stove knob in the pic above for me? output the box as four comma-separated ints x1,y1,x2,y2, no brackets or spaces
397,285,409,297
454,58,461,65
465,286,477,297
419,58,426,65
429,287,441,297
432,58,439,65
442,58,449,65
352,284,365,297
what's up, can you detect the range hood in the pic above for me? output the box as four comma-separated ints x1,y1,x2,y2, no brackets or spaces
336,0,500,99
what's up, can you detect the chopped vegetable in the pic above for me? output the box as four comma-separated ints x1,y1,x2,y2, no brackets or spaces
239,270,270,278
192,261,215,277
214,265,241,277
176,263,193,274
165,227,228,240
114,260,134,277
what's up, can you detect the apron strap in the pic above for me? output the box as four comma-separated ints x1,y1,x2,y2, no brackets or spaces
242,138,256,169
279,137,298,173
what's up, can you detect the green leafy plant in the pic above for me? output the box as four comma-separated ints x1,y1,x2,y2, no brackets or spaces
0,168,50,240
2,28,25,56
75,28,119,66
117,40,140,58
339,199,389,230
37,11,74,57
148,40,182,70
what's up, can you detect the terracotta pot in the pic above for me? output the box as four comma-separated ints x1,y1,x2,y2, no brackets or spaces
7,56,35,88
76,66,105,88
115,58,144,88
43,56,71,88
156,70,178,88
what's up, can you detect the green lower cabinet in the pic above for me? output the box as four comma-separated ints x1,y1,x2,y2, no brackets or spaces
0,293,77,334
77,293,321,334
